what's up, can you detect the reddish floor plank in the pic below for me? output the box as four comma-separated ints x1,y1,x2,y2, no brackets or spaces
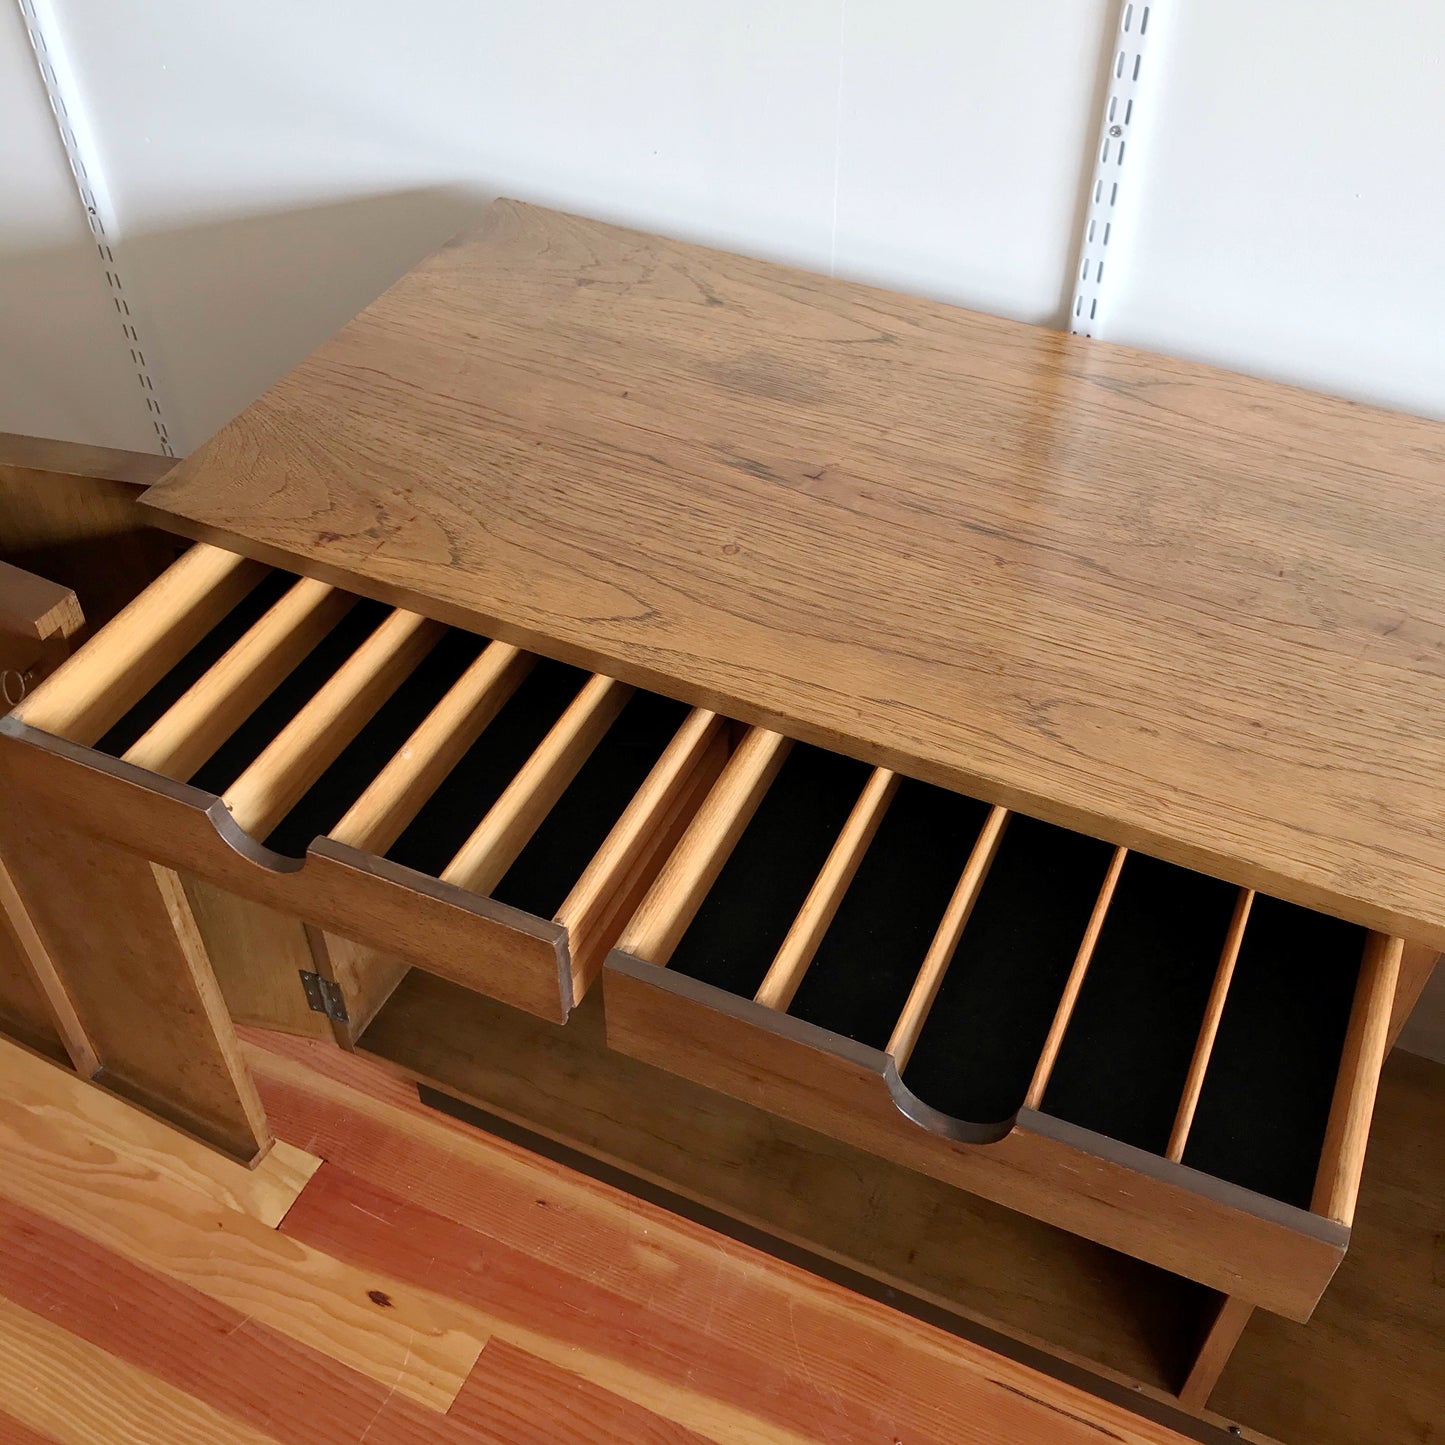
283,1160,1170,1445
0,1411,64,1445
0,1193,486,1445
456,1339,717,1445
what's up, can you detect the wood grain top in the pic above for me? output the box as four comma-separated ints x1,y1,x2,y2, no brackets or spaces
142,200,1445,947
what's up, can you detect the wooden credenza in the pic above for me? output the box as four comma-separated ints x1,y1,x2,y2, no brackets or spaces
1,203,1441,1424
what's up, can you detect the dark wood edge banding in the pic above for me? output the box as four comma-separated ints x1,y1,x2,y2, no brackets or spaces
606,943,1357,1243
308,837,573,1011
1,717,574,1017
1017,1108,1350,1250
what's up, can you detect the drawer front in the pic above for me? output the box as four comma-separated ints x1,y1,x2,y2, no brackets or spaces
604,730,1403,1320
3,545,725,1024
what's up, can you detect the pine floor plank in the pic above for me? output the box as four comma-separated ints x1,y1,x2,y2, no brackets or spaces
0,1293,286,1445
0,1059,486,1412
0,1194,486,1445
284,1159,1189,1445
0,1036,319,1226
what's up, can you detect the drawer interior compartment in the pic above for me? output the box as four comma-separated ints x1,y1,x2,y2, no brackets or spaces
605,729,1404,1318
5,544,728,1025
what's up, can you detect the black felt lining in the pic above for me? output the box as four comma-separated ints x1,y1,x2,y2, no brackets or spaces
1182,896,1364,1209
901,816,1116,1125
262,629,487,857
490,691,690,920
385,657,589,878
1041,853,1239,1156
788,779,990,1050
667,744,871,997
93,569,297,758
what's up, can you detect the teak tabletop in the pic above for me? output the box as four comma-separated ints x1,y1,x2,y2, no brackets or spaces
142,200,1445,948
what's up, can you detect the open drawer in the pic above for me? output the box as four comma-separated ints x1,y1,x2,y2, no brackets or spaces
603,731,1405,1321
1,544,726,1027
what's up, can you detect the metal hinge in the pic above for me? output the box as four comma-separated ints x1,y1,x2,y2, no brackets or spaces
299,969,349,1023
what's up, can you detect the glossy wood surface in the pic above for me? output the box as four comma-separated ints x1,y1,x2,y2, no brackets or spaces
144,201,1445,947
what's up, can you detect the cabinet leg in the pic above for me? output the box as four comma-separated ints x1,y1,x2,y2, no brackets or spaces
0,806,270,1164
1387,943,1439,1051
1180,1294,1254,1411
0,850,97,1070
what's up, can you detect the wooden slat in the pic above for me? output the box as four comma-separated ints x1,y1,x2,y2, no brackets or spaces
0,1034,317,1227
123,577,356,781
441,673,631,895
142,200,1445,952
222,608,444,839
0,559,82,644
1023,845,1128,1110
12,544,266,746
616,727,792,965
754,767,900,1012
0,851,97,1074
888,805,1010,1071
1166,888,1254,1162
1177,1295,1254,1411
1311,932,1404,1225
554,707,729,995
0,1086,485,1411
329,639,535,852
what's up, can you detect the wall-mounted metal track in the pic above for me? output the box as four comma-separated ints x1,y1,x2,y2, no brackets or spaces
15,0,175,456
1070,1,1165,339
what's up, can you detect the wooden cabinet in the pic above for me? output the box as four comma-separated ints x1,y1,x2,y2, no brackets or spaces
2,202,1442,1420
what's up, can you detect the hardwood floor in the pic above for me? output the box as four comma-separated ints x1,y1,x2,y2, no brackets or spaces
0,1028,1438,1445
0,1032,1195,1445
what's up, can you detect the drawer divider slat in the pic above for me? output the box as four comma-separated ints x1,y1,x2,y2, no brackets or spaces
1166,887,1255,1161
440,674,632,897
887,804,1010,1070
222,609,445,839
1024,844,1129,1109
616,727,792,966
329,640,536,854
555,708,727,991
122,577,357,781
1310,932,1403,1225
753,767,900,1012
13,544,267,747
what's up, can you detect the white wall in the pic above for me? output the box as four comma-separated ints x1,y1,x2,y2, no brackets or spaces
1108,0,1445,420
0,0,160,450
12,0,1111,453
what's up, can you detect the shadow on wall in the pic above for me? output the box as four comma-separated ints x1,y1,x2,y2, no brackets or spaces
0,187,492,458
117,186,492,453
